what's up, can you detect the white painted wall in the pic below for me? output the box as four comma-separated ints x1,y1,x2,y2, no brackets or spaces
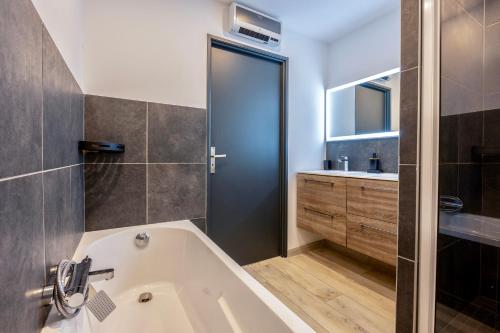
326,9,401,89
31,0,85,88
285,31,326,250
83,0,325,249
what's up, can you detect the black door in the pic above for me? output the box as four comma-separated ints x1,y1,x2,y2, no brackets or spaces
207,37,287,265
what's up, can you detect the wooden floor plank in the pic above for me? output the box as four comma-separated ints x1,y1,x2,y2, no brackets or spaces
311,247,396,299
245,246,396,333
245,266,330,333
290,254,395,321
251,260,366,332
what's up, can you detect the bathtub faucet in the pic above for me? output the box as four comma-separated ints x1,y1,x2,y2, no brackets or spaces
41,256,114,318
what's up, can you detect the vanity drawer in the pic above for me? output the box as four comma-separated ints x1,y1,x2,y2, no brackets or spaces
347,178,398,223
297,203,346,246
347,214,397,266
297,174,347,215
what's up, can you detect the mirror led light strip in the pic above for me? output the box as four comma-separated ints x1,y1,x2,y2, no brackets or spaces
325,67,401,142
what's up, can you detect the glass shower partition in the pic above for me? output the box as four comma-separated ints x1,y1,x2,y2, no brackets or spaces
435,0,500,331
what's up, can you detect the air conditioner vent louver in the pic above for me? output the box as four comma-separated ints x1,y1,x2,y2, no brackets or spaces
228,3,281,48
238,27,270,42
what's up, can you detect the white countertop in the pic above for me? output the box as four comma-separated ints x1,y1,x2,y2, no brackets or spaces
299,170,399,182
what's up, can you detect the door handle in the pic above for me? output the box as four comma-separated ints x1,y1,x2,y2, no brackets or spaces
210,147,227,174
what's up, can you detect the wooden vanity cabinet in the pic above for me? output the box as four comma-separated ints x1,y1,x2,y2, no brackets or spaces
297,174,347,246
297,173,398,266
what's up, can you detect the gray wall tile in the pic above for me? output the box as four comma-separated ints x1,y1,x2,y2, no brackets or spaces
0,0,43,178
457,111,483,163
457,0,485,25
85,164,146,231
1,1,85,330
85,95,147,163
485,23,500,100
440,76,482,116
485,0,500,26
484,109,500,153
148,164,205,223
483,164,500,218
399,68,419,165
148,103,206,163
43,166,84,272
398,1,420,331
396,257,416,333
42,27,83,169
0,174,45,332
441,0,483,93
398,165,417,260
401,0,420,71
325,137,399,173
439,114,458,163
439,164,459,196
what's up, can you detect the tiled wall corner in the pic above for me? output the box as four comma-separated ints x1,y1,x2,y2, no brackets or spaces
83,95,207,231
0,0,85,331
396,0,421,332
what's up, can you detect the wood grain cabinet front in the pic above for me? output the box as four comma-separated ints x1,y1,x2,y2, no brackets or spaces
346,178,398,223
346,214,397,266
297,174,347,246
296,173,398,266
297,203,347,246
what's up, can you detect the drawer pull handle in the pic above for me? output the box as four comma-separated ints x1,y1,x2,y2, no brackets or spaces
360,223,396,235
304,207,333,219
305,179,334,187
360,186,397,193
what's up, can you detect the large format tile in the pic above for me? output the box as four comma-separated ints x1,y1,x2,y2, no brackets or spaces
436,238,480,310
401,0,420,71
85,164,146,231
458,111,483,163
458,164,482,214
0,174,45,332
85,95,147,163
396,257,416,333
483,109,500,163
439,164,458,197
42,27,83,169
399,68,419,165
148,164,205,223
43,166,84,273
439,114,458,163
479,244,498,304
485,24,500,102
441,0,483,93
0,0,43,178
440,76,482,116
398,165,417,260
483,164,500,219
148,103,206,163
457,0,485,24
486,0,500,26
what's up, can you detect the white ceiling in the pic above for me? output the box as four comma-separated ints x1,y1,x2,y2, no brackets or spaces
218,0,400,43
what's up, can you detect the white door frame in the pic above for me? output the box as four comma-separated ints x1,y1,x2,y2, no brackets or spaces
418,0,441,331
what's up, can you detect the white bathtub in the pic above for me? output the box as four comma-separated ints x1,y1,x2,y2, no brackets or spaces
42,221,312,333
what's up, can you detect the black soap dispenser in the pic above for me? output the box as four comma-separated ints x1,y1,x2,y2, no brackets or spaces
367,153,383,173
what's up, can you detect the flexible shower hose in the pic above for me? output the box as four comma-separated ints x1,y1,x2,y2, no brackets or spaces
53,259,88,319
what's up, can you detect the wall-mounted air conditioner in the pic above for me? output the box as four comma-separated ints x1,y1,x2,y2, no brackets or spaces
228,3,282,48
